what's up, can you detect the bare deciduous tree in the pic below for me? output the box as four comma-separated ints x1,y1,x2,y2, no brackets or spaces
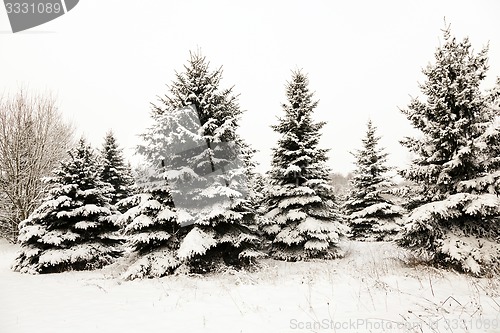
0,90,73,242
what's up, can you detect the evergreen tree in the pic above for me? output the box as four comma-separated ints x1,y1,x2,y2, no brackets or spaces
248,172,270,250
398,27,500,275
120,52,260,276
262,71,346,261
12,138,122,274
249,172,267,214
116,167,179,279
100,130,135,206
344,120,403,241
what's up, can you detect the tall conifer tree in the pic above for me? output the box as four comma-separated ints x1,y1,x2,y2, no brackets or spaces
262,71,346,260
120,52,260,276
398,27,500,275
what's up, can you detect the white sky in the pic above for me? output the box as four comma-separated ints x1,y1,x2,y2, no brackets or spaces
1,0,499,175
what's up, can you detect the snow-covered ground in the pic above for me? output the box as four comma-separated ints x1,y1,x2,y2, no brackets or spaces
1,239,499,333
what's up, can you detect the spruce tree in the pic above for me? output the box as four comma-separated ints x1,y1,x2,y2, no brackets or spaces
249,172,267,214
262,71,346,261
344,120,403,241
12,138,122,274
248,172,269,247
398,27,500,275
116,167,179,279
121,52,260,276
100,130,135,206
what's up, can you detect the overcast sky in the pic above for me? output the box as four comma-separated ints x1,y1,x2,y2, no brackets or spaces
1,0,499,175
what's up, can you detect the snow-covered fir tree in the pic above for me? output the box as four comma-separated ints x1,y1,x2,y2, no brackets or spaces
262,70,347,261
249,172,267,213
100,130,135,206
116,167,179,279
119,52,260,277
247,172,269,247
344,120,404,241
12,138,122,274
398,27,500,275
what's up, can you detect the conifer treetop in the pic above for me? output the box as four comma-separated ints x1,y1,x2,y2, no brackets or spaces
270,70,329,187
152,52,242,142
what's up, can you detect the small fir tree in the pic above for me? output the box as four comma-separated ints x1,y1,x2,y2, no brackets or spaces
100,130,135,206
344,120,403,241
116,166,180,279
12,138,122,274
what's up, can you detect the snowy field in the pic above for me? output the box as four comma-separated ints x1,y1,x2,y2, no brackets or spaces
1,239,499,333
